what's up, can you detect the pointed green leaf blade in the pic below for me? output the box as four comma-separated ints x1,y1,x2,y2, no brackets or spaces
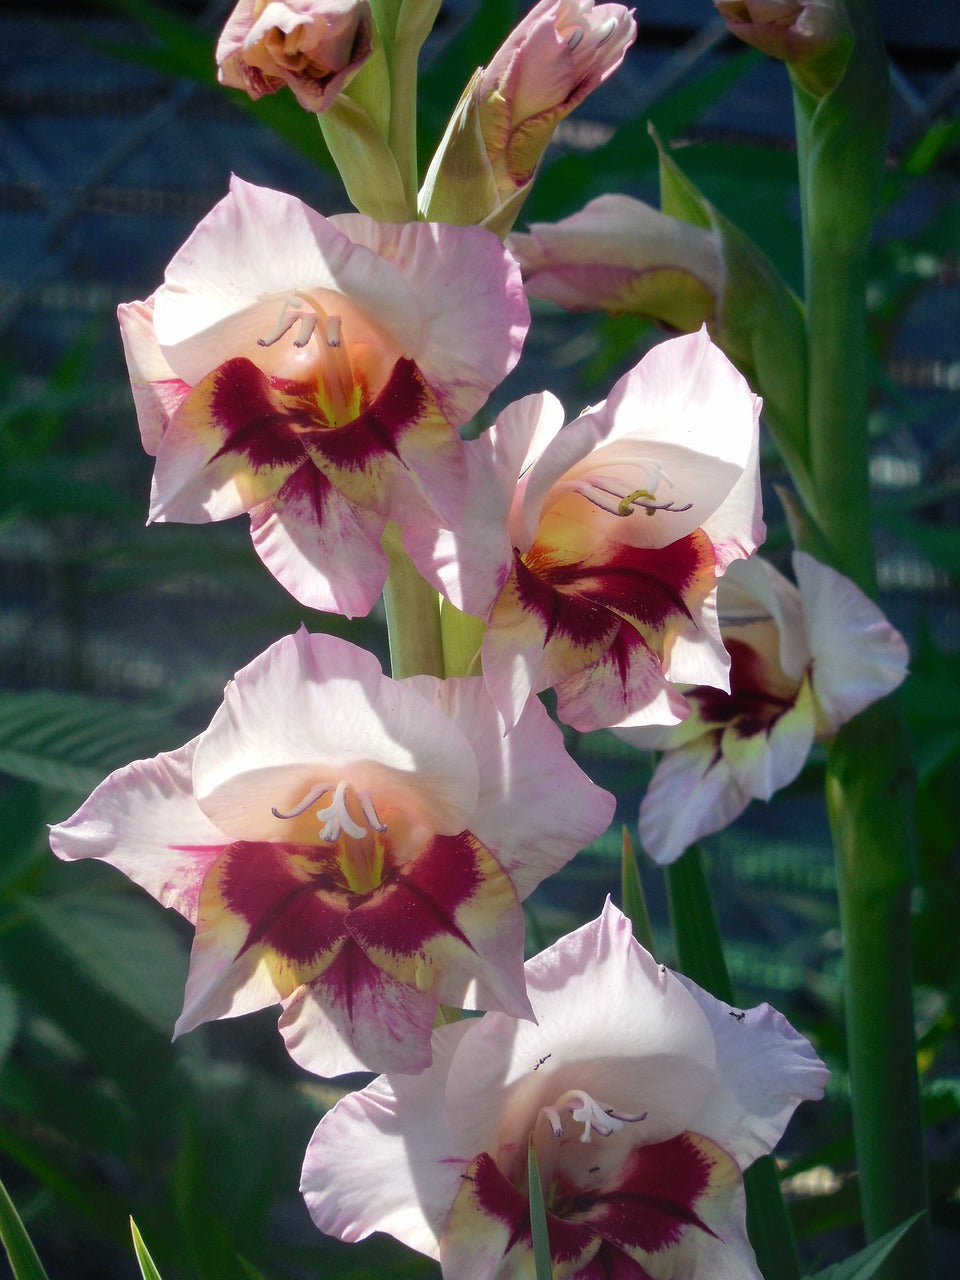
526,1137,553,1280
805,1213,924,1280
0,1176,51,1280
130,1218,164,1280
620,827,655,953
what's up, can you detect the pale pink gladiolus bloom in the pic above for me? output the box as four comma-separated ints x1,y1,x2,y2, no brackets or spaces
478,0,637,190
408,328,764,733
216,0,373,113
117,176,529,616
509,193,723,329
49,631,613,1077
616,551,911,864
302,899,827,1279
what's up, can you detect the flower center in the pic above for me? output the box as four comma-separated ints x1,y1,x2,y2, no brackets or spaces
575,462,693,519
272,780,387,894
257,290,359,426
540,1089,647,1144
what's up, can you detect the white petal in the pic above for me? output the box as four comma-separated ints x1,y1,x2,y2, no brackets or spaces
639,738,753,865
677,978,829,1168
720,677,816,803
301,1020,473,1254
794,551,910,735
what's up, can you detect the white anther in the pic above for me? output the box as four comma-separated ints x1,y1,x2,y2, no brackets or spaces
566,26,585,49
326,315,343,348
293,313,319,348
317,780,367,842
358,791,387,833
541,1089,646,1145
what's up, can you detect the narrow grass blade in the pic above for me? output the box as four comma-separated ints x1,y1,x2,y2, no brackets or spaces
526,1137,553,1280
620,827,655,953
0,1177,50,1280
130,1218,164,1280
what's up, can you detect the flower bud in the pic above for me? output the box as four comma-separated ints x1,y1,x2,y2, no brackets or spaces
420,0,636,235
714,0,853,98
216,0,374,113
509,193,723,331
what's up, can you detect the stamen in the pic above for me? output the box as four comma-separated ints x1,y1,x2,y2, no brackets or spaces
594,16,618,45
272,784,332,820
293,313,318,348
271,780,387,842
257,293,309,348
575,466,693,519
567,26,585,49
326,315,343,348
540,1089,647,1144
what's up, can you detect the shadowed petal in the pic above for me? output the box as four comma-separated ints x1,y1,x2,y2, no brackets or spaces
638,738,752,865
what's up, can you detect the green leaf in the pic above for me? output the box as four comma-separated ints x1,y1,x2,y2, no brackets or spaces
526,1138,553,1280
804,1212,924,1280
19,888,187,1034
620,827,655,953
131,1218,165,1280
0,690,179,793
0,980,19,1073
0,1175,50,1280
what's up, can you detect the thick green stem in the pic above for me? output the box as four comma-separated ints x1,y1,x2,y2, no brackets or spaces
794,2,933,1271
381,523,444,678
826,703,931,1271
666,849,801,1280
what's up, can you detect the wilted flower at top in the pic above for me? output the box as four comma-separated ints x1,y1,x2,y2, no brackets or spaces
118,176,528,616
408,328,764,733
303,899,827,1279
616,551,910,864
509,193,724,330
714,0,853,98
50,631,613,1077
420,0,636,234
216,0,374,113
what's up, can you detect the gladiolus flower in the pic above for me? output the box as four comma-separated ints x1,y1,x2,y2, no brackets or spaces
616,551,910,864
420,0,636,234
49,631,613,1077
216,0,374,113
118,175,529,616
509,193,723,330
408,328,764,733
302,899,828,1279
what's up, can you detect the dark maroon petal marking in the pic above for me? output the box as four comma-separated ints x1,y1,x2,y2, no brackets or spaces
468,1153,598,1266
301,357,431,472
201,358,316,468
346,832,487,956
217,840,348,965
513,550,616,648
576,1246,656,1280
544,534,710,630
560,1133,720,1254
693,639,796,735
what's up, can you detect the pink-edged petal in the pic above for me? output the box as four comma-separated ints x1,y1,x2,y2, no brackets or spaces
345,832,533,1021
301,1018,474,1252
403,674,615,901
439,1151,601,1280
279,939,438,1075
676,979,829,1169
191,631,479,839
793,551,910,735
149,358,309,523
48,739,224,920
174,838,349,1035
404,395,557,617
249,465,390,616
446,901,717,1160
328,215,530,426
638,737,753,865
117,296,190,454
155,177,416,384
719,675,816,802
555,625,691,734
